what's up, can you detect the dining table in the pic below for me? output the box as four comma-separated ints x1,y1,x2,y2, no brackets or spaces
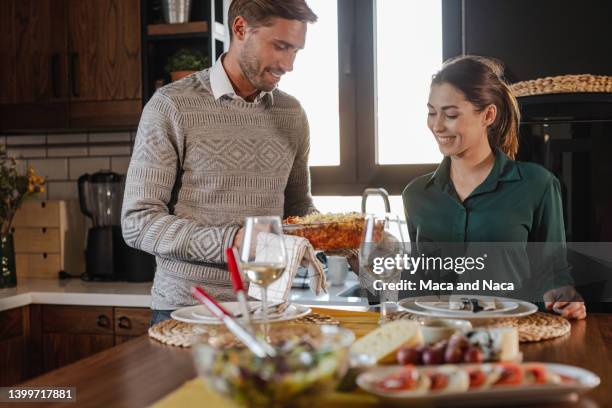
6,307,612,408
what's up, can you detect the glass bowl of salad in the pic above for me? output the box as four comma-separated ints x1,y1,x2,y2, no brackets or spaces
192,324,355,408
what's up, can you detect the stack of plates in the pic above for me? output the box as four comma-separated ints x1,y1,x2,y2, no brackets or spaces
398,295,538,320
170,301,311,324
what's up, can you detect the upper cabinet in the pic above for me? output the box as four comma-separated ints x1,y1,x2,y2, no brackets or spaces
0,0,69,129
68,0,141,128
0,0,141,132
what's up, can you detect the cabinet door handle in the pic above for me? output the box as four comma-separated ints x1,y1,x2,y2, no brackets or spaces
118,316,132,330
50,53,60,98
97,314,110,328
69,52,80,97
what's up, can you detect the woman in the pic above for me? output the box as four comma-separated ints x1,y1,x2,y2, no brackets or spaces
402,56,586,319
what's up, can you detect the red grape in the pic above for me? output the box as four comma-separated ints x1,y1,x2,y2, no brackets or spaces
464,346,484,363
422,345,445,365
396,347,423,365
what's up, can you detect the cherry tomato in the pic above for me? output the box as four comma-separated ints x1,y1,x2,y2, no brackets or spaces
429,373,449,391
468,369,487,389
494,363,523,386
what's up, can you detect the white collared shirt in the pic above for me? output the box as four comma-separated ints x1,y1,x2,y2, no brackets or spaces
209,53,274,105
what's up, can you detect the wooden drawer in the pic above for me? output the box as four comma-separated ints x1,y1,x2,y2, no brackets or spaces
0,308,24,342
15,253,62,279
114,307,151,337
13,201,62,227
13,228,61,253
42,305,114,335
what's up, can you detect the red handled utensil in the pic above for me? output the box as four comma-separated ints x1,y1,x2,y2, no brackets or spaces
190,286,276,358
226,247,253,327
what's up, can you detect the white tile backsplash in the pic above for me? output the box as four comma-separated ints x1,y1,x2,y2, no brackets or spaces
111,156,131,175
89,145,131,156
6,134,46,145
2,132,134,191
89,132,131,143
48,181,78,200
48,146,88,157
28,158,69,181
47,133,88,144
69,157,111,179
6,147,46,158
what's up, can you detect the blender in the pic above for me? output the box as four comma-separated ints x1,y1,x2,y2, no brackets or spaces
78,170,155,281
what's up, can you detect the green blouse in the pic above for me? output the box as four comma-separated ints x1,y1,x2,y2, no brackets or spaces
402,148,573,295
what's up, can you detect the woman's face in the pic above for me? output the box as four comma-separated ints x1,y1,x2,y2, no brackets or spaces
427,82,494,157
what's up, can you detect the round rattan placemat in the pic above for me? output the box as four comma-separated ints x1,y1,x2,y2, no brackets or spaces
148,313,340,348
387,311,571,343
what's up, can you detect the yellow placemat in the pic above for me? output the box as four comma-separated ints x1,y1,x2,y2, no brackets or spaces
151,378,380,408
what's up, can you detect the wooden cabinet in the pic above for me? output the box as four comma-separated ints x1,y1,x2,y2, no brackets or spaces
0,0,17,105
42,305,115,372
68,0,142,128
2,305,151,381
0,307,29,386
0,0,69,130
0,0,141,132
114,307,152,345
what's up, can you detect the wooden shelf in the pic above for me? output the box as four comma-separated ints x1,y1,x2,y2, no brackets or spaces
147,21,208,36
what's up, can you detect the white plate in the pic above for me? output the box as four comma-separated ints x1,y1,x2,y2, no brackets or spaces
398,296,537,320
415,296,519,316
357,363,600,407
170,302,311,325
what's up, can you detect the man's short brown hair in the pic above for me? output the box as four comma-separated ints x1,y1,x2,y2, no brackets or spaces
228,0,318,36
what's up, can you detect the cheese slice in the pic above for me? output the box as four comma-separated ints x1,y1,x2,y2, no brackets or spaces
350,320,423,364
467,327,519,362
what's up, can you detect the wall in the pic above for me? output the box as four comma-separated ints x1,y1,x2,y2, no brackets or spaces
460,0,612,81
1,132,135,201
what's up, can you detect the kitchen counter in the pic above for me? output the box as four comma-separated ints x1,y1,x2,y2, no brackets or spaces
12,309,612,408
0,274,368,312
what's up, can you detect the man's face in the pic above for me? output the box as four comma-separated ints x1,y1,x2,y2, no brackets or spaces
237,18,307,92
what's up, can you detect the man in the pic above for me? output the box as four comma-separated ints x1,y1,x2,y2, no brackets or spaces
121,0,318,325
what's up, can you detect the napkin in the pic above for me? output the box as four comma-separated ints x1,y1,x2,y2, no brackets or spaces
247,232,327,303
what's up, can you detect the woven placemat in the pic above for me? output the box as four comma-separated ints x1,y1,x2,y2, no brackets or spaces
510,74,612,97
148,313,340,348
387,311,570,343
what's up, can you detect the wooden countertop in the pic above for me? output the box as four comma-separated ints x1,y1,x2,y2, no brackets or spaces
10,309,612,408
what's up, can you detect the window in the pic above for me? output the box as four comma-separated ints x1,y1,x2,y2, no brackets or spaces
281,0,340,166
281,1,460,197
376,0,443,165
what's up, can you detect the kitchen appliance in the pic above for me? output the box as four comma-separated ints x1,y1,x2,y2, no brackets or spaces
78,171,155,281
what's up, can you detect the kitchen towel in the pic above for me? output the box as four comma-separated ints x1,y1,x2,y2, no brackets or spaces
247,232,327,303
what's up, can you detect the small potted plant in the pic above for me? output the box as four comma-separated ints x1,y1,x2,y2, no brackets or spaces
0,147,45,288
165,49,209,82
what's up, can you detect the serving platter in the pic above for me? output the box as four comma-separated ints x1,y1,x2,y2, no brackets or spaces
357,363,600,407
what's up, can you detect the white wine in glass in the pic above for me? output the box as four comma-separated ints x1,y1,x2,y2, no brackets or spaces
239,216,287,330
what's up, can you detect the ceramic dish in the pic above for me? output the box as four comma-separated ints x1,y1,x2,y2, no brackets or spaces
398,296,537,320
171,302,311,325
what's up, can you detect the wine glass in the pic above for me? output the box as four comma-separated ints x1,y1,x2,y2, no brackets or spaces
360,213,408,324
238,216,287,330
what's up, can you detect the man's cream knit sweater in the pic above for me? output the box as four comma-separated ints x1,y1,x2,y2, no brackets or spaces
121,69,316,309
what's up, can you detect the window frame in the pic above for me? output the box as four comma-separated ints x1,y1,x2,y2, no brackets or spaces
310,0,463,196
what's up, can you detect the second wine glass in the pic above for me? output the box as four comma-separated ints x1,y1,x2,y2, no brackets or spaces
360,213,408,324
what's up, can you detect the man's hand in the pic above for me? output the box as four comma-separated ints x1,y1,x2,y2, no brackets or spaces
233,227,245,253
543,286,587,320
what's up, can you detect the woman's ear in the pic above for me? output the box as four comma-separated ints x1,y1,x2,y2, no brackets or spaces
483,104,497,127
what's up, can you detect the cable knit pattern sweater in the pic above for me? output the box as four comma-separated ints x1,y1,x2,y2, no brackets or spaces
121,69,316,309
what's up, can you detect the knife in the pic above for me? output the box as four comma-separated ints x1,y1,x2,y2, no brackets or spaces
190,286,276,358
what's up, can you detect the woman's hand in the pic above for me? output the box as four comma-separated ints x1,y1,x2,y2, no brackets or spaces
543,286,587,320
